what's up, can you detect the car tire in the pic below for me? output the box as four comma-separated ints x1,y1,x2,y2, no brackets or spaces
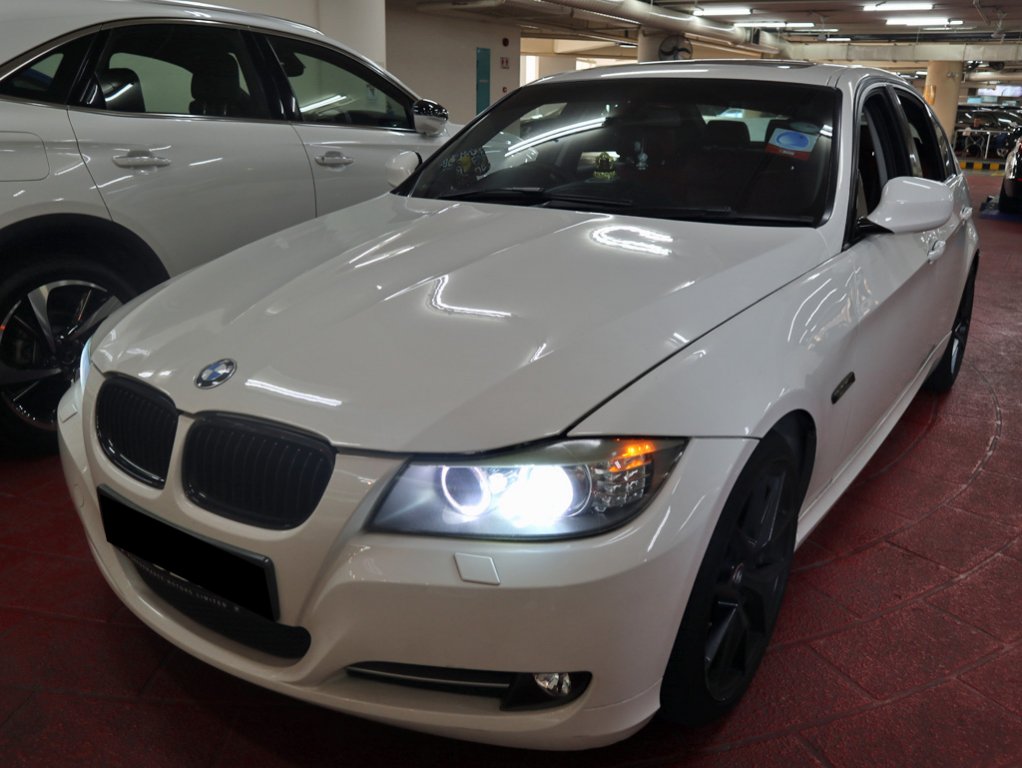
923,259,977,394
658,431,799,726
998,182,1020,214
0,258,139,455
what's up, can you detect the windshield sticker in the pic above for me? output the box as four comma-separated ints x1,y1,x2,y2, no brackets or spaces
766,128,818,161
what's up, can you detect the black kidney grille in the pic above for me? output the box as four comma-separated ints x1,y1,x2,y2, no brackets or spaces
183,414,335,529
96,377,178,488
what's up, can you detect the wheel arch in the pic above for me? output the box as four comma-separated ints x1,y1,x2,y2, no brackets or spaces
0,214,170,292
767,409,817,510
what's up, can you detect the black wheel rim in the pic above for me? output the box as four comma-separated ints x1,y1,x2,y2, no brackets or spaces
704,460,795,701
0,280,122,430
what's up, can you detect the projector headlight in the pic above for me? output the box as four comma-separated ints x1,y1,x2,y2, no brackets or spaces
370,438,686,540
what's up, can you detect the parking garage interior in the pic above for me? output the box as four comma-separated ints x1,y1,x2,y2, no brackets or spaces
2,1,1022,766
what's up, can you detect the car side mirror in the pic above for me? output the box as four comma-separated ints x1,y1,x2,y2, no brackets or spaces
413,99,449,137
865,176,954,234
386,151,421,187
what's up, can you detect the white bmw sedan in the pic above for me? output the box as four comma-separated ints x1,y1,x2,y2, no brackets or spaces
0,0,452,453
59,61,978,750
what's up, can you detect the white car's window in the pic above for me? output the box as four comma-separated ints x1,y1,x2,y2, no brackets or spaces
265,35,412,129
895,91,948,182
0,36,93,106
84,24,270,119
855,92,907,219
407,78,839,226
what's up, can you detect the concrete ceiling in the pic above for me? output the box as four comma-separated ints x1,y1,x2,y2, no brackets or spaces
415,1,1022,70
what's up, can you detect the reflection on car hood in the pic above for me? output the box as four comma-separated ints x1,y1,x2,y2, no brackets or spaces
92,195,828,453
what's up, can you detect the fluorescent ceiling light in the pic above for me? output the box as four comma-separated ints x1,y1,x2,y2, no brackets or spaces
885,15,951,25
863,2,933,11
828,37,852,42
693,5,751,15
735,21,814,28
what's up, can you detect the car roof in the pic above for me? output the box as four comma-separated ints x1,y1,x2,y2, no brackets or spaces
0,0,326,65
533,59,899,91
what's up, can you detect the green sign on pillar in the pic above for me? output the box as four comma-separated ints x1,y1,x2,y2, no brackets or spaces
476,47,491,114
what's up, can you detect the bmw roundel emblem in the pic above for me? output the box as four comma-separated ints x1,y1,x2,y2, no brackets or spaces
195,359,237,389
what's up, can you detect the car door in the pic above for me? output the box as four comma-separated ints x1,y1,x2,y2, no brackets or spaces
259,33,450,216
891,86,974,338
839,84,949,457
67,22,315,276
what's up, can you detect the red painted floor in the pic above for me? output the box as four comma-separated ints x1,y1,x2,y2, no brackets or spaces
1,173,1021,767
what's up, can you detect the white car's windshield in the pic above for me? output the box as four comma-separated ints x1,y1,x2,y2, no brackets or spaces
408,77,839,226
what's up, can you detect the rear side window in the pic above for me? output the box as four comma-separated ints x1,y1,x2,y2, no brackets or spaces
0,36,94,106
82,24,270,119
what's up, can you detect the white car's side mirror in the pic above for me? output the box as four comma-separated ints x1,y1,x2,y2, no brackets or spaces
413,99,449,137
386,151,421,187
866,176,954,233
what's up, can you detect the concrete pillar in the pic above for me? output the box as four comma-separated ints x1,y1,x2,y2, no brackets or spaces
638,30,666,63
536,56,576,79
317,0,387,67
924,61,964,137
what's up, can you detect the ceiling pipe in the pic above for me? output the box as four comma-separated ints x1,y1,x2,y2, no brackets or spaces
538,0,790,55
417,0,790,56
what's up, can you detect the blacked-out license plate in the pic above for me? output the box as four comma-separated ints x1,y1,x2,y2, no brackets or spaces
98,486,279,621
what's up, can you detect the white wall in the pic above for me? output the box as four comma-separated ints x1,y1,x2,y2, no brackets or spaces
226,0,386,67
386,1,521,124
224,0,520,123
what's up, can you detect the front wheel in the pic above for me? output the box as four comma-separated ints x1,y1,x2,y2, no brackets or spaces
0,258,138,455
659,432,799,725
923,259,977,394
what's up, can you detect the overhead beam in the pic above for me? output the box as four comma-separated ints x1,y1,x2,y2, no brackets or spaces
785,41,1022,64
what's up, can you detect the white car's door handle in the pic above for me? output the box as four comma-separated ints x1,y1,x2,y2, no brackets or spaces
960,205,973,220
927,239,947,263
112,150,171,168
315,151,355,167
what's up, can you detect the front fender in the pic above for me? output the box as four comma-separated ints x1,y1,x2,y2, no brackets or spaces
570,251,859,507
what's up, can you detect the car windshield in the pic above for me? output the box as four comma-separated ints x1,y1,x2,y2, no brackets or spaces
406,77,839,226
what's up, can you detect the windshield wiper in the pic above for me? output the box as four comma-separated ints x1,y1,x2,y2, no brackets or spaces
628,206,814,225
437,187,546,203
437,187,633,211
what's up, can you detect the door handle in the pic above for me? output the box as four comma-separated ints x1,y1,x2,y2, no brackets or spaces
960,205,973,220
927,239,947,264
112,150,171,168
315,151,355,167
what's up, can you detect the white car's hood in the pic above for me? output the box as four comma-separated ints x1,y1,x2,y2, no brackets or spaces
93,195,828,453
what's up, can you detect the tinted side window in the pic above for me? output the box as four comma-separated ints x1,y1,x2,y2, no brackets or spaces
0,36,94,106
895,91,946,181
856,92,904,218
265,35,412,129
83,24,269,119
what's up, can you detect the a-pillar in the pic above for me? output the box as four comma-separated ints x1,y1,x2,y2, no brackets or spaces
924,61,964,137
317,0,387,68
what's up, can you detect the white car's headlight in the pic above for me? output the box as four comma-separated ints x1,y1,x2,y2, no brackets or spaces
370,438,686,540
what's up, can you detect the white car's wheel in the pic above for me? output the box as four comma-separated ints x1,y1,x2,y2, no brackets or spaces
923,259,977,394
0,259,136,454
659,431,798,725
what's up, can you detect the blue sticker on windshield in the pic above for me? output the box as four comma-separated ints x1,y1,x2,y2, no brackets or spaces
766,128,818,160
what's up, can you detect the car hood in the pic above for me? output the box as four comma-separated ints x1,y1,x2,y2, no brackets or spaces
92,195,828,453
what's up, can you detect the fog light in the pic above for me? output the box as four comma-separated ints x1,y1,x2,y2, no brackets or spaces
502,670,591,710
533,672,572,698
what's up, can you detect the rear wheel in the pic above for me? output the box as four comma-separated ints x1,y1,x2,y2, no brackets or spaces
923,259,977,394
999,181,1020,214
0,258,138,455
659,432,798,725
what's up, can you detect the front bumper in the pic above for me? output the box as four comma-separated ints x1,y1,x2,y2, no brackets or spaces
57,371,754,750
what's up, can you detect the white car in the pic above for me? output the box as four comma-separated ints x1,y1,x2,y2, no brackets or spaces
59,61,978,750
0,0,452,453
